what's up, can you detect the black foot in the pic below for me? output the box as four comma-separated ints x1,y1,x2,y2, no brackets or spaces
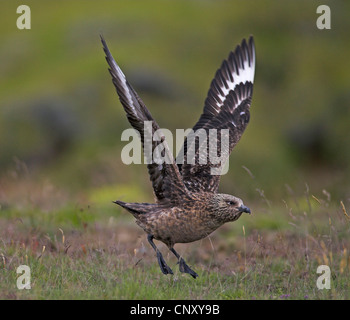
156,250,173,275
147,234,173,276
179,258,198,279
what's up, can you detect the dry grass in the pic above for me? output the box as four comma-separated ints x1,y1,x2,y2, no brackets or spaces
0,169,349,299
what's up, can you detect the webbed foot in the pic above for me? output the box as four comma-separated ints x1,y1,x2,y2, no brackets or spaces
178,258,198,279
156,250,173,275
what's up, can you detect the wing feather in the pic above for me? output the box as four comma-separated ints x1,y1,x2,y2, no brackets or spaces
101,36,190,204
177,37,256,193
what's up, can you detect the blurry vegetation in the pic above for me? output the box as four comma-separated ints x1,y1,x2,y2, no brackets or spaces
0,0,349,203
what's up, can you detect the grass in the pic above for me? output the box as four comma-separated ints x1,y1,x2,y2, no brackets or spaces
0,0,350,300
1,170,349,300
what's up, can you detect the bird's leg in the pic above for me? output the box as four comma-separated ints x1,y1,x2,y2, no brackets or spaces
170,247,198,279
147,234,173,275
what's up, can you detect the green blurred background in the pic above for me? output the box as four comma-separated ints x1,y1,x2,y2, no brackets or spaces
0,0,349,207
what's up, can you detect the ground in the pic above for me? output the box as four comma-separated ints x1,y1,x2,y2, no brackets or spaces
1,174,349,300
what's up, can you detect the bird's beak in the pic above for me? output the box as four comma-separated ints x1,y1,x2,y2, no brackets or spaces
239,205,251,214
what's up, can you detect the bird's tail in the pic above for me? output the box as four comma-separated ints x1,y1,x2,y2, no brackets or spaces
114,200,155,216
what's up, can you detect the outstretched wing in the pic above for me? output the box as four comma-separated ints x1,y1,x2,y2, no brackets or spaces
177,36,256,193
101,36,190,204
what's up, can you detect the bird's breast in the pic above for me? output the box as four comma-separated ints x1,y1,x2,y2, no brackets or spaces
137,207,222,246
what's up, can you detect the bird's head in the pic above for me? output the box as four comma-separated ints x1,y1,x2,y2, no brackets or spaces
210,193,251,223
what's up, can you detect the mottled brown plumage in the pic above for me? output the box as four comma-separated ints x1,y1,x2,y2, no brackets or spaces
101,35,255,278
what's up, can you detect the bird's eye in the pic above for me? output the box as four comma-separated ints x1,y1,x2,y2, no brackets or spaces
226,200,236,206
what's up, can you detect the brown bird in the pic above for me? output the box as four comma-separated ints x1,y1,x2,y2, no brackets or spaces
101,35,255,278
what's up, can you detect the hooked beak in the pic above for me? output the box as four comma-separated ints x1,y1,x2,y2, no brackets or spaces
238,205,251,214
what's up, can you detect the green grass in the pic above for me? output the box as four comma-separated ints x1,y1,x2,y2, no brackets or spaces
1,228,348,299
1,177,349,300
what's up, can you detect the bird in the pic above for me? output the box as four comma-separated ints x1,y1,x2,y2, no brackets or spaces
101,35,255,278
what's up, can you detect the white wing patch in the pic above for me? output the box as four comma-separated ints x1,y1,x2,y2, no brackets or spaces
206,37,256,115
101,37,137,114
216,57,255,106
110,60,136,113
